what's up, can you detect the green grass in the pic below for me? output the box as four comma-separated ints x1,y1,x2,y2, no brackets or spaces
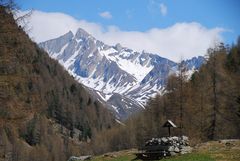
162,153,214,161
91,155,133,161
91,140,240,161
91,152,214,161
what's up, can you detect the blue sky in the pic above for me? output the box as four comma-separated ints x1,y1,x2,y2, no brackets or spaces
15,0,240,61
16,0,240,44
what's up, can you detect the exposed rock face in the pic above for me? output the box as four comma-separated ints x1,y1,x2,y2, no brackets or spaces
40,28,205,120
144,136,193,156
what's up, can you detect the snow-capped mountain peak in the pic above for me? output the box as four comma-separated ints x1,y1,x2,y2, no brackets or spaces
39,28,204,120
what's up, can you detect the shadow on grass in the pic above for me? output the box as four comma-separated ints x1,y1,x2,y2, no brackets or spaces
132,153,165,161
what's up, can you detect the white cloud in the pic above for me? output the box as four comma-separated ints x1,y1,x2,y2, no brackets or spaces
18,10,102,43
99,11,112,19
18,10,225,62
160,3,167,16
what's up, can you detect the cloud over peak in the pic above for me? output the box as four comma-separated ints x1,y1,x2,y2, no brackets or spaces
19,10,225,62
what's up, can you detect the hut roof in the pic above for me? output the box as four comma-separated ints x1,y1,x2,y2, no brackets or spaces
162,120,177,128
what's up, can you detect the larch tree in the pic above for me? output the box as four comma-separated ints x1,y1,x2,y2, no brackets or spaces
206,43,226,140
177,60,188,135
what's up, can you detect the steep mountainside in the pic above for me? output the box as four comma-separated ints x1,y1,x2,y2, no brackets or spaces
40,28,205,119
0,6,115,161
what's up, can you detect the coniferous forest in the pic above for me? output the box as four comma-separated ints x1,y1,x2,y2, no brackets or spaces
91,42,240,154
0,4,115,161
0,1,240,161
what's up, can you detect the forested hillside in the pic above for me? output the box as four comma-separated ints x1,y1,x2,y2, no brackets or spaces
1,1,240,160
0,5,115,161
91,41,240,154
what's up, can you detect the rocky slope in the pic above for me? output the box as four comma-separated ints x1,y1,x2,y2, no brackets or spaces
40,28,205,119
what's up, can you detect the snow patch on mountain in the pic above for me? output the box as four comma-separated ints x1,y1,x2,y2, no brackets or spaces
39,28,205,120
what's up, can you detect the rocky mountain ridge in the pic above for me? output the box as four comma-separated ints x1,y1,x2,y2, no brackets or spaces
39,28,205,119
